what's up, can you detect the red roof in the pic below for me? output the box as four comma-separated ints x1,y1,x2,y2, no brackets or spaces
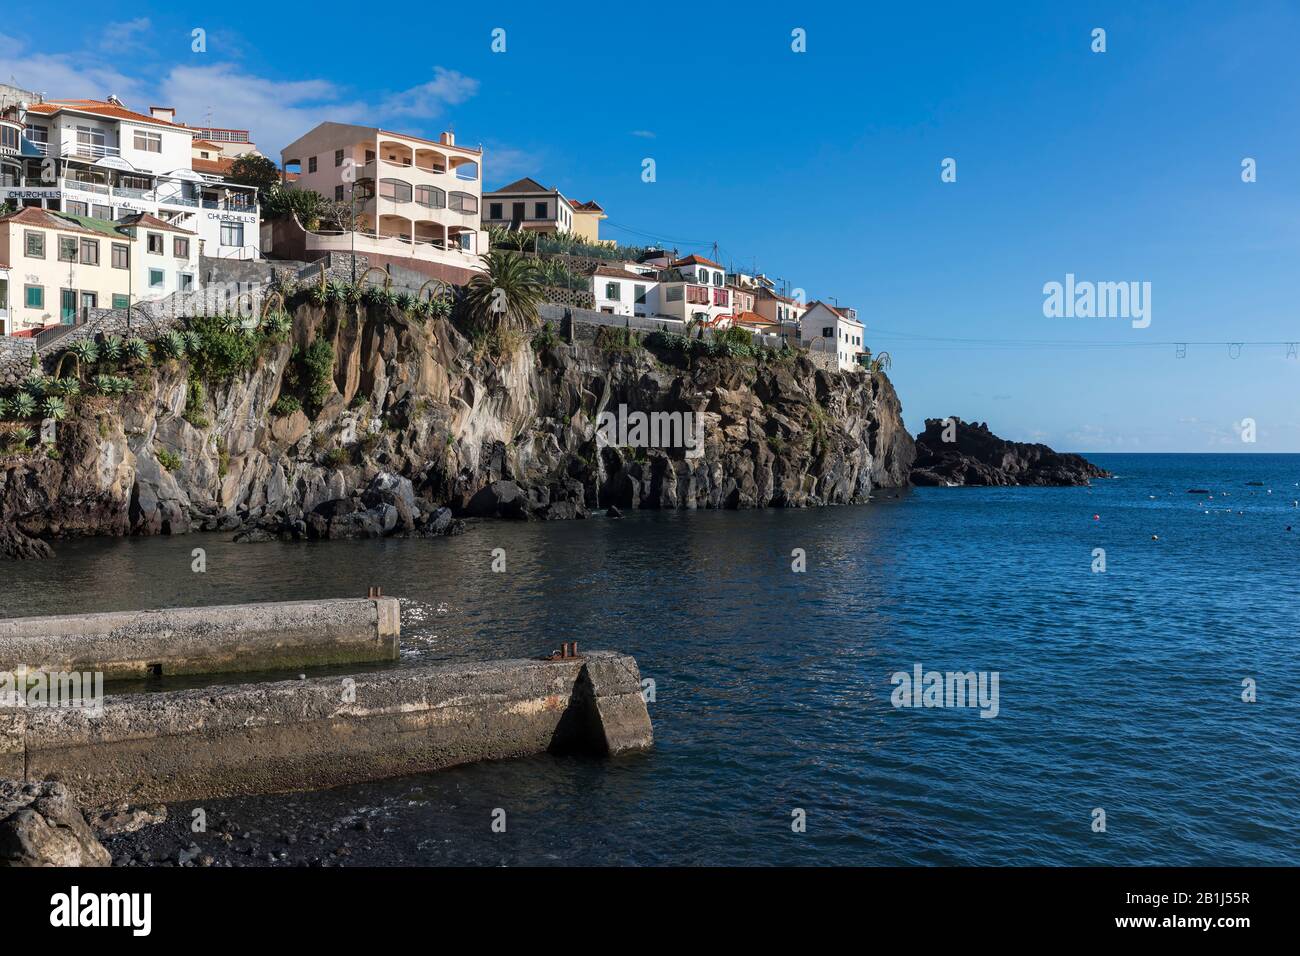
732,310,779,328
27,99,192,131
670,254,723,270
192,157,234,176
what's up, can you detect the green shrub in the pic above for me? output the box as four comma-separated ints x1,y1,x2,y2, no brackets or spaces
123,337,150,363
40,395,67,421
100,335,124,363
321,446,349,469
185,315,257,381
531,321,559,352
299,339,335,408
271,395,302,416
156,447,182,471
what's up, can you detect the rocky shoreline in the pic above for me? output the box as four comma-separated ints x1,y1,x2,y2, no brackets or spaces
1,301,916,559
909,417,1111,487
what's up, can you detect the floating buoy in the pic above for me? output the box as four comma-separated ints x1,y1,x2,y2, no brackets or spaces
1092,514,1100,521
1151,534,1159,540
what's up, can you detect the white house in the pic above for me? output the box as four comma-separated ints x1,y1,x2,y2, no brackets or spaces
0,98,260,261
655,254,732,326
591,263,659,317
801,300,866,371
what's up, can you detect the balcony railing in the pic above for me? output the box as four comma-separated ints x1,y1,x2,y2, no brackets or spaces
63,142,121,160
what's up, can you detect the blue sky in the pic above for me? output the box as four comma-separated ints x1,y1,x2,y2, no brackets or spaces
3,1,1298,451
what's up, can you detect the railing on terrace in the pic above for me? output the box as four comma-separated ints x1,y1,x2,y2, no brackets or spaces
62,142,121,160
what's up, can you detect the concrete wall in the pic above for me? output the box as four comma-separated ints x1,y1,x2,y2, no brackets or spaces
2,651,652,806
0,597,400,679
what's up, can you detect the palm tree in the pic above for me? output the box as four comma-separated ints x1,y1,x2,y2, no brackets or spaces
463,251,544,332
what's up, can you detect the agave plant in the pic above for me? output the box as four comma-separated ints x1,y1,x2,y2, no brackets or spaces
342,281,364,305
220,313,244,335
7,392,37,419
158,330,187,359
308,280,331,306
40,395,67,421
123,337,150,364
93,374,133,396
4,425,35,450
100,335,124,363
184,331,202,355
49,377,81,398
22,371,48,397
394,291,416,314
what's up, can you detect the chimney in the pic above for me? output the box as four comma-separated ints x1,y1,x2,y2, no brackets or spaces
150,106,176,123
439,131,455,146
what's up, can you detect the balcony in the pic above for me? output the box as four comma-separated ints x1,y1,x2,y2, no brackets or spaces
61,142,121,161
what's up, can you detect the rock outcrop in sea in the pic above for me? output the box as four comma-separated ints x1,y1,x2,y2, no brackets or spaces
0,301,916,557
910,417,1110,486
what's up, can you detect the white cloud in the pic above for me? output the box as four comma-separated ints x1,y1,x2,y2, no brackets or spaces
159,63,369,157
381,67,478,118
629,129,655,139
0,32,148,104
101,18,152,52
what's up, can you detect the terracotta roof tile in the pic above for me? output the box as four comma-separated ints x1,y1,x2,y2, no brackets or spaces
28,99,193,131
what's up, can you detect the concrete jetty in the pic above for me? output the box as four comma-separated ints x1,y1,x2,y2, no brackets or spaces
1,652,653,806
0,596,401,679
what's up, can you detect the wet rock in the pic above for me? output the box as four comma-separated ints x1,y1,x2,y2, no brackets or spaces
0,780,111,867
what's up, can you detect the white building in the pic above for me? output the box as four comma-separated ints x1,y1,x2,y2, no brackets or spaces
0,98,260,261
800,300,866,371
590,263,659,317
655,254,732,326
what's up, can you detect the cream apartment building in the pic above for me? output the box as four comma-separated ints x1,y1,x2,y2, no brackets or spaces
280,122,487,281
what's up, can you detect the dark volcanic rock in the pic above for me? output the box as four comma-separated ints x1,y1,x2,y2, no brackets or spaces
910,418,1111,487
1,301,916,555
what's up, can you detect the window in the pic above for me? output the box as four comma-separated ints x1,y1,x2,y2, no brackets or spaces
112,243,129,269
365,150,375,164
112,294,130,309
335,185,344,201
23,123,48,143
65,201,88,216
458,232,472,252
605,282,621,301
534,202,547,219
822,327,834,338
80,239,99,265
75,125,106,158
666,286,683,302
25,285,44,308
58,237,77,262
174,237,189,258
24,231,44,258
147,232,164,254
379,178,412,202
713,272,723,287
449,192,477,214
415,185,445,208
179,273,194,291
149,268,165,289
92,204,112,221
489,202,502,219
134,130,162,153
334,149,344,167
220,222,244,246
308,156,318,173
1,123,18,151
712,288,728,307
634,284,647,305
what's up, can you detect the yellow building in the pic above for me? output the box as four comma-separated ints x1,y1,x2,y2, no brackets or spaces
0,206,197,332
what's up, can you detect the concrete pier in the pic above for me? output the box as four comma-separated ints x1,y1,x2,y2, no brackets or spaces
0,597,401,679
1,651,653,806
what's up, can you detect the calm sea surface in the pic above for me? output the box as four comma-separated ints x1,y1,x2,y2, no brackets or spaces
3,453,1297,865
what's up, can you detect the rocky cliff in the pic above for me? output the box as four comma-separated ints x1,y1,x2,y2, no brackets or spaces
1,302,915,557
910,417,1111,486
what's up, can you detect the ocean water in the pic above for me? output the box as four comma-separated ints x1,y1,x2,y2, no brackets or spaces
3,453,1298,865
